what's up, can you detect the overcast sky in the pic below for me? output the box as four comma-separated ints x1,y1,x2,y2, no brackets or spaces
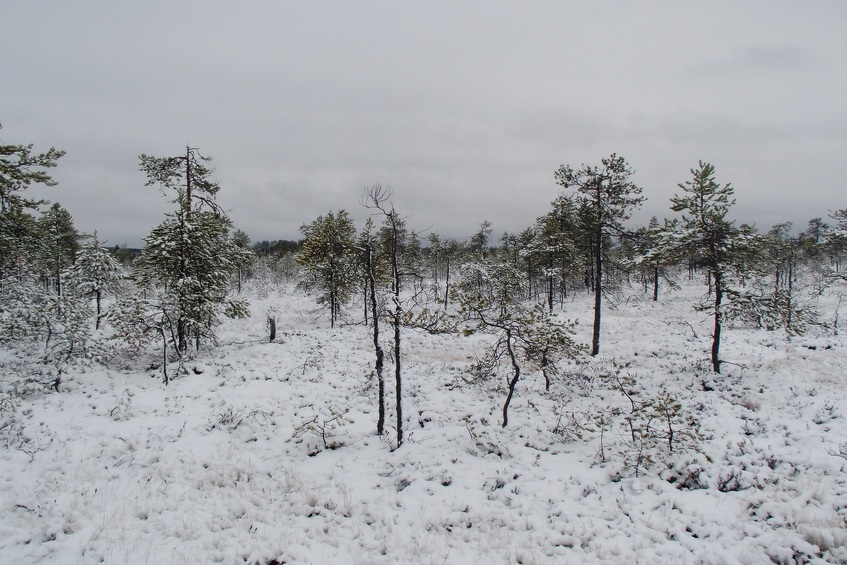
3,1,846,247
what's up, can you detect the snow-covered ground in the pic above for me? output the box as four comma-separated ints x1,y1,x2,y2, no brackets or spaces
2,278,847,564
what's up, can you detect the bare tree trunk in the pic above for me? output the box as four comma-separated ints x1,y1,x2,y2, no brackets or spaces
95,289,102,330
367,246,385,436
363,283,368,325
591,226,602,357
501,329,521,427
786,254,794,331
393,299,402,445
391,238,403,447
547,255,554,311
329,268,336,328
162,327,169,385
712,272,723,374
444,256,450,309
361,185,404,448
653,265,659,302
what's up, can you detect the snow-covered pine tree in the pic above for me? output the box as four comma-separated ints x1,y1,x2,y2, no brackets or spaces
230,229,251,293
555,154,644,356
297,210,358,328
530,194,583,309
64,231,125,329
136,147,250,356
454,260,582,427
829,208,847,275
667,161,763,373
0,136,64,215
37,203,79,303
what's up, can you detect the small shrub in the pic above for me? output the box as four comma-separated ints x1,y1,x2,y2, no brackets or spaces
600,363,703,478
662,455,709,490
292,407,351,453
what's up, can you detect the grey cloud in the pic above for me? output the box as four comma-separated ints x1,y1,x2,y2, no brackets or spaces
3,1,847,247
689,44,817,77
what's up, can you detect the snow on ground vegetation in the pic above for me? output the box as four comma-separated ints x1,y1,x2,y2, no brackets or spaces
2,277,847,564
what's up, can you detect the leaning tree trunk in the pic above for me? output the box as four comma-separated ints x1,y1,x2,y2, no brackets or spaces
501,328,521,427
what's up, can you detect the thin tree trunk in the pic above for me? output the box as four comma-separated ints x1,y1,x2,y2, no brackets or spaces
786,255,794,331
591,226,602,356
502,329,521,427
394,300,402,446
179,146,192,354
561,253,568,304
55,265,62,316
162,327,169,385
389,226,402,448
329,268,336,328
712,272,723,373
363,283,368,325
444,257,450,308
547,255,554,311
653,265,659,302
95,289,102,330
367,247,385,436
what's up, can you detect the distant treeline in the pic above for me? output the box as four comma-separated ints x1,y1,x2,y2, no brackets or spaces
109,245,142,264
107,239,302,263
251,239,302,256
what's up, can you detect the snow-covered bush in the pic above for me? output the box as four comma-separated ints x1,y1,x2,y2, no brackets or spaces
292,407,351,454
0,277,96,383
63,231,125,329
592,363,704,479
0,392,23,448
661,454,710,490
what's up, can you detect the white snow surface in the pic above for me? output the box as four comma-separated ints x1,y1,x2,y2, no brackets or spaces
2,280,847,564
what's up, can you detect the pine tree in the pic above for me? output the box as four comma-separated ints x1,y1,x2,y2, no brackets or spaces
514,226,540,301
0,138,64,214
297,210,358,328
441,239,463,308
136,147,250,356
38,203,79,304
635,216,674,301
532,195,583,310
555,154,644,356
455,261,582,426
427,232,443,286
829,209,847,275
230,229,251,293
667,161,760,373
362,184,411,448
0,206,42,279
469,221,492,260
355,217,387,435
64,231,125,329
0,135,64,279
